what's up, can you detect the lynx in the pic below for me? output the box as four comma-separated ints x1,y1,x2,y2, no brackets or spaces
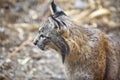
33,0,120,80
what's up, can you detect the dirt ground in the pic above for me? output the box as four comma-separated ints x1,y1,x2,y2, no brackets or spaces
0,0,120,80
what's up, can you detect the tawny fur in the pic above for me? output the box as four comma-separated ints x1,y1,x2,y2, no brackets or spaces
55,16,120,80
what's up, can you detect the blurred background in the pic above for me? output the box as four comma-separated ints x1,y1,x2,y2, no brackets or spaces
0,0,120,80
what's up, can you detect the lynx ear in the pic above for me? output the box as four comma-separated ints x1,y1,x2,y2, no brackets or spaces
50,0,66,16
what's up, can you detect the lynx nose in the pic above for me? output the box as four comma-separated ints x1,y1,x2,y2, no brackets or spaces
33,40,38,45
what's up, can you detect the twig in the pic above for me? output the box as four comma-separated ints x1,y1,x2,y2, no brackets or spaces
106,25,120,33
7,37,33,58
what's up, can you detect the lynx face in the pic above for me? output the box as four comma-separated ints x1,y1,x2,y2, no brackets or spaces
33,17,57,50
33,0,70,62
34,16,69,62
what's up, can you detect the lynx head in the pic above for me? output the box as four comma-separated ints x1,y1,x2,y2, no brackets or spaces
33,0,70,63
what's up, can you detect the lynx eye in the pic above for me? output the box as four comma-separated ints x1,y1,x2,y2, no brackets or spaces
39,34,45,39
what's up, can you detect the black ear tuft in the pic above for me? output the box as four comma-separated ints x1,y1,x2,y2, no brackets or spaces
50,0,66,16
